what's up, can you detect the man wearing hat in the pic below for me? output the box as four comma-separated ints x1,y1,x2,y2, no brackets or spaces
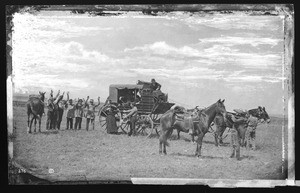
85,96,101,131
245,113,259,150
229,113,249,161
64,92,76,130
74,96,88,130
46,90,60,130
123,102,138,136
150,78,161,91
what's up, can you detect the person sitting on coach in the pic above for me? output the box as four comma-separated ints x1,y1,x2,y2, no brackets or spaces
150,78,161,91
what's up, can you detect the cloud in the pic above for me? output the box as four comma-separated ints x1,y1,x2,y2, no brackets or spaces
12,12,112,40
124,41,201,58
131,67,225,81
199,36,282,47
165,13,283,31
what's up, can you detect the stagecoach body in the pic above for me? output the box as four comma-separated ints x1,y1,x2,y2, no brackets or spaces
99,81,174,137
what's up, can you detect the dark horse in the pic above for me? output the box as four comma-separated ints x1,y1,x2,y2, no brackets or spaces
174,106,200,141
159,99,227,157
26,91,46,133
213,106,270,147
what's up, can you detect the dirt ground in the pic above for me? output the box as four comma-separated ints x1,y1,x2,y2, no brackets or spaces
12,104,288,182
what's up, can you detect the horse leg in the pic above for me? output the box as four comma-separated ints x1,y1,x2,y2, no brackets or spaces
38,115,42,132
195,132,205,157
34,118,37,132
191,135,195,143
219,127,225,145
177,129,180,140
163,130,169,155
214,132,219,147
159,140,162,155
159,129,169,155
27,114,31,133
159,129,165,155
29,117,35,133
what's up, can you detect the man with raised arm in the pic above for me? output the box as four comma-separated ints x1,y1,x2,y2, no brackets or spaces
74,96,88,130
64,91,76,130
85,96,101,131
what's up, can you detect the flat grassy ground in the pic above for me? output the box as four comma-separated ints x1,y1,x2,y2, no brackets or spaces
12,104,288,182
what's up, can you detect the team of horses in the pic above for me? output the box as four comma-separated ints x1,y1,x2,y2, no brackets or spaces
26,92,270,159
158,99,270,158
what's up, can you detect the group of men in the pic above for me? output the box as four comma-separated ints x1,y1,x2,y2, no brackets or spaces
229,111,260,161
46,90,101,131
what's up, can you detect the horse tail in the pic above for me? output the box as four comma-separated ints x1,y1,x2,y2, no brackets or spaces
159,131,170,147
164,141,170,147
26,102,31,115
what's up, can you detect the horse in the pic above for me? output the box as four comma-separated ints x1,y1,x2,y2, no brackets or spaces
26,91,46,133
213,106,270,147
159,99,227,158
173,106,200,142
158,106,186,154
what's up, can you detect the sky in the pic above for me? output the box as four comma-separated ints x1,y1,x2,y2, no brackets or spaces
11,11,287,115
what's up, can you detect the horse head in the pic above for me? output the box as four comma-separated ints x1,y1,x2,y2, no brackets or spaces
249,106,270,123
216,99,227,119
260,107,270,123
38,91,46,102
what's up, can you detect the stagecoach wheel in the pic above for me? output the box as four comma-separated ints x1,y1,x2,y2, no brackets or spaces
99,110,107,129
119,120,130,134
150,113,161,136
136,115,154,137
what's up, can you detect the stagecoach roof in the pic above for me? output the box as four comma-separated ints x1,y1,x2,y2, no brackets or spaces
109,84,143,90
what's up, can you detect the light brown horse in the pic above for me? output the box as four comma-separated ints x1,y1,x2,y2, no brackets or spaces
158,106,186,154
159,99,227,157
26,91,46,133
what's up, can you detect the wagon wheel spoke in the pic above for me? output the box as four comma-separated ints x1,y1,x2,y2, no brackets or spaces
136,123,143,134
143,115,154,138
99,109,108,130
119,121,130,134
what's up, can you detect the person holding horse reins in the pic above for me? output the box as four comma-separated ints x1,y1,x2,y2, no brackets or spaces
122,102,138,136
228,111,249,161
245,113,259,151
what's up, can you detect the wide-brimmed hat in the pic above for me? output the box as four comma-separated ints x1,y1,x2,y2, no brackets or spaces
233,109,247,115
69,99,73,102
78,99,83,103
90,99,94,103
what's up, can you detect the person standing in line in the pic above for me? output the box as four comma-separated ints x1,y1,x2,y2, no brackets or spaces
57,99,65,130
74,96,88,130
46,90,60,130
64,92,76,130
85,96,101,131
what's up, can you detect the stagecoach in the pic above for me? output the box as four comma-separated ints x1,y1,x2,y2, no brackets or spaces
98,80,175,137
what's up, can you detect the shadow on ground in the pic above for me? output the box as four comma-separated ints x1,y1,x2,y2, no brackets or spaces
170,152,226,159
